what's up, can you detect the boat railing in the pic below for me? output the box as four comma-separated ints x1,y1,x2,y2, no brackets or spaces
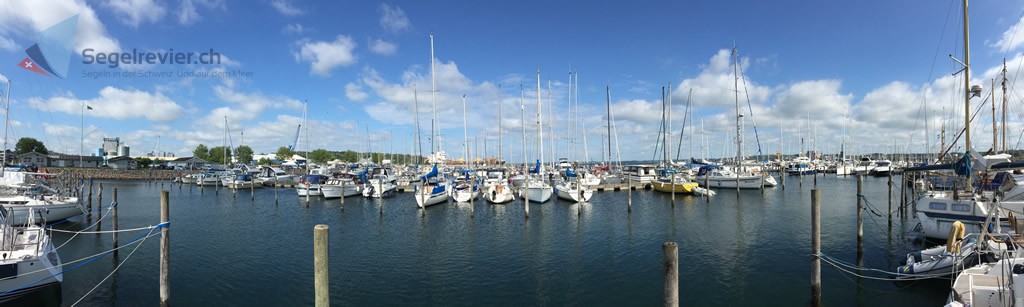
0,207,45,255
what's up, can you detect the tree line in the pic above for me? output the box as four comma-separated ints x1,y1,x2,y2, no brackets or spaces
193,144,425,166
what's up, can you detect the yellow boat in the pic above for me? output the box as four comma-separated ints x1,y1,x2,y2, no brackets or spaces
652,177,699,194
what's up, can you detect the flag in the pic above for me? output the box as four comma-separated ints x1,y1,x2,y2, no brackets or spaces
86,105,93,110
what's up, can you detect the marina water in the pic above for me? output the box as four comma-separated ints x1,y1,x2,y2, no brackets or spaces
51,175,949,305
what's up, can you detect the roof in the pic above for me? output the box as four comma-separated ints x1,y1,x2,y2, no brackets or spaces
48,153,103,161
109,156,137,162
16,152,48,158
171,156,209,163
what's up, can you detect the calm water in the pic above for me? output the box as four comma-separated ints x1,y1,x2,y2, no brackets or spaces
43,174,949,306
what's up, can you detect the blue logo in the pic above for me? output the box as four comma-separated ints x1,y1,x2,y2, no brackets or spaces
18,14,78,78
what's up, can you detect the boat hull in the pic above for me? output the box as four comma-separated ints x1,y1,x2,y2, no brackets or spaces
555,185,593,202
651,181,698,194
483,185,515,204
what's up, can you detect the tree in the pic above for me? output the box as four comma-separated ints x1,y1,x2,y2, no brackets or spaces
137,157,153,168
309,149,332,164
339,150,358,162
257,157,273,166
15,137,48,155
208,146,232,165
193,144,210,161
235,145,254,164
275,146,294,161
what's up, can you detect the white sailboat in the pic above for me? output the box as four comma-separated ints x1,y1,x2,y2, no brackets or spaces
0,207,62,302
554,71,593,202
693,47,777,190
414,33,449,207
520,69,553,203
450,95,480,203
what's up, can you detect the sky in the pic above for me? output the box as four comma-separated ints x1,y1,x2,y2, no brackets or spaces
2,0,1024,163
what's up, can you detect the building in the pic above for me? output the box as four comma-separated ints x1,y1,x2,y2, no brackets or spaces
166,157,210,170
17,152,102,168
108,156,138,170
102,137,120,156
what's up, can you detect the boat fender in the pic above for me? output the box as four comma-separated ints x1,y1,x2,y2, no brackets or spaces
946,221,966,254
1014,264,1024,275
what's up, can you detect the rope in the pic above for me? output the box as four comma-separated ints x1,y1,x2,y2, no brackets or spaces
51,201,117,250
0,229,161,282
48,225,159,234
0,223,167,297
817,252,954,281
71,223,154,306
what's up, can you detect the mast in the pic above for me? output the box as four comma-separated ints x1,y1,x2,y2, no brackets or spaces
414,84,421,163
2,80,8,170
520,84,527,172
999,58,1007,152
498,85,503,164
429,32,438,157
667,82,672,165
537,68,545,171
962,0,972,191
991,79,996,152
547,80,554,169
224,116,228,166
733,47,743,172
463,95,469,170
579,74,590,163
567,69,572,161
661,85,668,166
606,85,612,164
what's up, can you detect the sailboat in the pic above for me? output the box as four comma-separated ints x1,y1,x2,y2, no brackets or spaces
520,69,554,203
693,47,778,189
450,95,480,203
651,84,700,195
414,33,449,208
554,71,594,202
483,86,516,204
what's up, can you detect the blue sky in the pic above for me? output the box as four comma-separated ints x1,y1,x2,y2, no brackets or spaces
1,0,1024,163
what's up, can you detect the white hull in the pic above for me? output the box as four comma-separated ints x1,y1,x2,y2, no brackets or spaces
555,183,593,203
695,175,777,189
414,190,448,207
227,181,260,189
520,182,553,203
321,184,361,199
363,182,397,198
483,184,515,204
914,192,1016,239
0,196,84,225
296,184,322,196
0,231,61,303
451,188,479,203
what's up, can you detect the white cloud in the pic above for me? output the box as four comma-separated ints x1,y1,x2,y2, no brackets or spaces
282,23,305,35
28,87,184,122
379,3,410,33
992,15,1024,52
0,0,121,55
671,49,772,109
369,38,397,56
345,82,367,101
103,0,166,27
175,0,224,25
0,37,16,51
293,35,357,77
270,0,303,16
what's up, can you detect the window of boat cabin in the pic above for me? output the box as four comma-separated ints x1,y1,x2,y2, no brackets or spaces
928,202,947,210
950,203,971,212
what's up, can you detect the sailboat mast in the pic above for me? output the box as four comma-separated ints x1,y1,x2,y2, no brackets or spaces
521,84,527,171
537,68,545,170
2,80,8,170
463,95,469,169
661,86,668,166
414,84,421,162
1002,59,1008,152
733,47,743,171
667,82,672,165
567,69,572,161
430,32,438,157
498,85,503,164
962,0,972,191
602,84,610,164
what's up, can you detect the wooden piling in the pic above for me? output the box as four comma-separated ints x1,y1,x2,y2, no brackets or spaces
274,176,279,206
314,224,329,307
663,241,679,307
159,190,170,307
340,180,345,211
251,179,255,202
113,188,119,257
97,183,103,231
87,179,94,216
887,171,893,227
627,175,633,213
811,188,821,306
704,174,710,203
856,174,863,258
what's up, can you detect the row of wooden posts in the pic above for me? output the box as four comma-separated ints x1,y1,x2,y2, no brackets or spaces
79,179,171,306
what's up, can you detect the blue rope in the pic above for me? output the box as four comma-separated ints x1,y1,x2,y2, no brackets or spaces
0,222,168,297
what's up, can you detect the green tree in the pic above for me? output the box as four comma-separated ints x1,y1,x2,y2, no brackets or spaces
257,157,273,166
309,149,332,164
339,150,358,162
235,145,254,164
275,146,294,161
137,157,153,168
15,137,48,155
208,146,232,165
193,144,210,161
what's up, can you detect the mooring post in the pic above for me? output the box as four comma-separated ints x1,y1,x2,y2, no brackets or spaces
663,241,679,307
340,180,345,211
160,190,170,307
856,174,864,259
314,224,329,307
888,171,893,227
628,175,633,212
781,167,785,190
97,183,103,231
525,175,530,219
113,188,119,258
274,176,279,206
671,175,676,206
87,179,94,216
250,179,255,202
811,188,821,307
704,174,710,203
